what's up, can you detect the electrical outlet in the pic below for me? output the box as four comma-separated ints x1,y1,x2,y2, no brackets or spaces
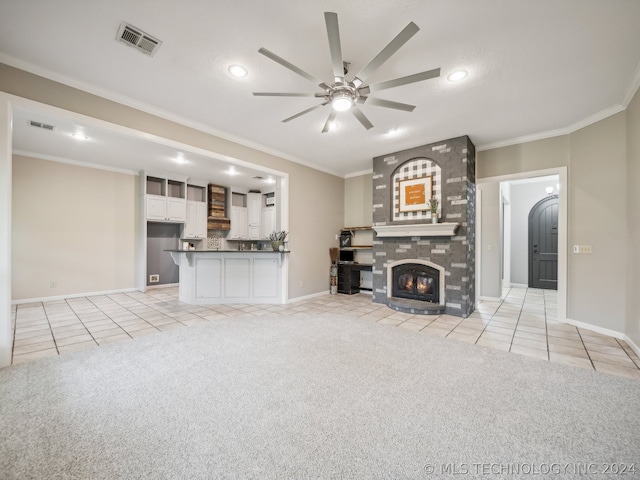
149,274,159,283
300,280,305,288
49,281,56,288
579,245,592,254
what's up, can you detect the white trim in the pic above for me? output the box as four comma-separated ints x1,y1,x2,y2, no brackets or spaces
287,290,329,303
0,53,343,179
623,335,640,360
0,95,12,368
476,167,567,322
386,259,446,305
478,296,503,302
345,168,373,178
145,283,179,290
476,104,625,152
373,223,459,237
508,283,529,289
563,317,625,340
622,59,640,107
11,288,140,305
14,149,139,176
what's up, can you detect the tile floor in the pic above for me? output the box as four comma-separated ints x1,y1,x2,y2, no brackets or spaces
10,286,640,380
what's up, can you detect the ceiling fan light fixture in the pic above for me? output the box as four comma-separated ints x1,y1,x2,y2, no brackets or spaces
331,92,354,111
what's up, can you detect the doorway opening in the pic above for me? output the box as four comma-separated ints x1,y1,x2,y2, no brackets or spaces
500,175,560,290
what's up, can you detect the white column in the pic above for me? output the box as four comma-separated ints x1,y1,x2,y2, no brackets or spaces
0,95,13,368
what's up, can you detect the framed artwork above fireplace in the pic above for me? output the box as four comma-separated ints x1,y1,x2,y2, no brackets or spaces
398,175,433,213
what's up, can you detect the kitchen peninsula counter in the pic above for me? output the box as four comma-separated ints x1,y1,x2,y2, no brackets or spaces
167,250,288,305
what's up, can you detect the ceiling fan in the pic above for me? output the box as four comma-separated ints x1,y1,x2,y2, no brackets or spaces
253,12,440,133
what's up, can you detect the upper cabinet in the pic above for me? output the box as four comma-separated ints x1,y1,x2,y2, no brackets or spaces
228,189,276,240
143,173,187,223
183,184,207,239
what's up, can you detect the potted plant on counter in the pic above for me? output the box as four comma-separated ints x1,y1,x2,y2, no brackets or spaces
269,231,288,251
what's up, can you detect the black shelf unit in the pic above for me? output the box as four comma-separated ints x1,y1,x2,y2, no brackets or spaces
337,226,373,294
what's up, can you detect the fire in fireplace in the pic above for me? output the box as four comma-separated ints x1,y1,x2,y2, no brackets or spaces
392,263,440,303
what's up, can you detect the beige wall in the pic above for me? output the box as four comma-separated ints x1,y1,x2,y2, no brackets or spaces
478,111,630,333
0,63,345,302
344,174,372,227
477,182,502,298
626,89,640,346
12,156,138,299
477,136,569,178
568,113,627,331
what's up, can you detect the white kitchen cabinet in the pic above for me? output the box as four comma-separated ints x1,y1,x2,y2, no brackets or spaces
229,206,248,239
167,197,186,222
261,207,276,239
184,201,207,239
146,195,167,221
144,173,187,222
247,193,261,227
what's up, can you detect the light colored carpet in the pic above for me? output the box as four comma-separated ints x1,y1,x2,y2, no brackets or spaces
1,313,639,479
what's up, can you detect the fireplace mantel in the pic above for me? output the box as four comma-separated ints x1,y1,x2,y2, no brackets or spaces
373,223,459,237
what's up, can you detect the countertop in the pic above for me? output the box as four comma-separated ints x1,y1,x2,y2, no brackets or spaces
165,249,290,253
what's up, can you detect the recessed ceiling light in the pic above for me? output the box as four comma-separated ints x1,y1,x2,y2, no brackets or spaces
228,65,248,78
385,128,400,136
176,153,185,164
447,70,468,82
328,122,339,131
71,132,89,140
226,167,239,176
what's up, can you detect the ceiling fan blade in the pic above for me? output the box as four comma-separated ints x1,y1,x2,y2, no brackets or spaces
368,68,441,92
253,92,316,97
321,110,338,133
282,102,328,123
351,108,374,130
366,97,416,112
353,22,420,87
258,47,320,83
324,12,344,84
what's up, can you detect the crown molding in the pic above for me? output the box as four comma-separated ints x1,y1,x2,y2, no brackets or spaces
0,54,343,179
476,104,626,152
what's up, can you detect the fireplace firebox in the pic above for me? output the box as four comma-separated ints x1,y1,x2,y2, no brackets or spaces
392,263,440,303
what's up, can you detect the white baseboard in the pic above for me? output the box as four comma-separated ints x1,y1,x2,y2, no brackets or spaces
563,317,624,339
565,317,640,359
288,290,334,303
146,283,178,290
507,283,528,289
11,287,140,305
624,335,640,359
478,296,503,302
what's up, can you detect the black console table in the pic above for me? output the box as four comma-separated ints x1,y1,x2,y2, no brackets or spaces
337,263,372,294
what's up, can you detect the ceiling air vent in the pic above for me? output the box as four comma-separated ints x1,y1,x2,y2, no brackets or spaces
116,22,162,56
28,120,55,131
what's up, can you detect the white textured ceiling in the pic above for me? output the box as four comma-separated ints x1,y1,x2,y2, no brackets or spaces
1,0,640,182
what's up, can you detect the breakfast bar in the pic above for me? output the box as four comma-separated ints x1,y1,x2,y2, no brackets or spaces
167,250,288,305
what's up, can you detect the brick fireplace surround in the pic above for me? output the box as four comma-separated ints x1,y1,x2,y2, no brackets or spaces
371,135,476,317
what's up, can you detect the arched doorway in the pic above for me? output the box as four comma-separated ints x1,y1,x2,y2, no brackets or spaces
528,195,558,289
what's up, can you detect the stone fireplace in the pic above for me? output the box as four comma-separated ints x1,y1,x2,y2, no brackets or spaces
372,136,476,317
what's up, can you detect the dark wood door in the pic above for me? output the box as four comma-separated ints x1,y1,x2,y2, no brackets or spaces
528,195,558,290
